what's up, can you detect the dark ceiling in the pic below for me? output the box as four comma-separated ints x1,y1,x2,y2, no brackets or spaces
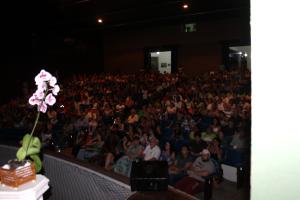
34,0,250,33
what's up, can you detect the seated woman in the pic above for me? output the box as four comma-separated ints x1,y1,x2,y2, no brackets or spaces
168,145,193,186
76,132,104,161
208,138,223,184
159,141,175,166
208,138,222,161
104,135,131,170
127,108,139,125
113,136,143,177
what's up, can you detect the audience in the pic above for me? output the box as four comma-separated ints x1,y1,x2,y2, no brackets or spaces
0,69,251,196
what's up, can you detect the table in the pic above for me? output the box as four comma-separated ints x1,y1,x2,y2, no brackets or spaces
0,175,49,200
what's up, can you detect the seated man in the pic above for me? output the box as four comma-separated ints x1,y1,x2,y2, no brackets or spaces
175,149,215,195
142,136,161,161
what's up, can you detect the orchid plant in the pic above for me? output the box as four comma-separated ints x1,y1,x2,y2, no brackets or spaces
16,69,60,172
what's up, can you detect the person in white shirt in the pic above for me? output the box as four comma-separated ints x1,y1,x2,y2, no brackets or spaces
143,137,161,161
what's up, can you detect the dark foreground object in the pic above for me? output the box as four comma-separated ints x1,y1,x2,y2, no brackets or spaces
130,160,169,191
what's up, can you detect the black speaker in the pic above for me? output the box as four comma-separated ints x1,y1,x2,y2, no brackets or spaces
130,161,168,191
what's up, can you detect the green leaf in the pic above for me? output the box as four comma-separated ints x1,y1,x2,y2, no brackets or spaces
27,146,40,156
30,154,42,173
21,134,32,150
16,147,26,161
27,137,41,156
31,137,41,151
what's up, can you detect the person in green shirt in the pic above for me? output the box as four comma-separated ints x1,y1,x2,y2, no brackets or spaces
201,127,217,142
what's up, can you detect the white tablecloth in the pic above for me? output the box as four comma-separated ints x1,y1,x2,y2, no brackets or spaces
0,175,49,200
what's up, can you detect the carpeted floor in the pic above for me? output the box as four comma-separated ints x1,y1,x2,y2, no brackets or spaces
195,180,250,200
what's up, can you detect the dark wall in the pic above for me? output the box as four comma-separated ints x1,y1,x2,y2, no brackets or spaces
32,31,104,75
102,18,250,76
0,31,104,104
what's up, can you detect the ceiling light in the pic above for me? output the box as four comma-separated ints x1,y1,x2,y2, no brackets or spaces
182,4,189,9
156,52,160,55
97,18,103,23
244,53,248,57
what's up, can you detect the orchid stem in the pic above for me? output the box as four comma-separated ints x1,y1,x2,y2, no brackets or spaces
30,111,41,137
24,111,40,158
25,86,48,158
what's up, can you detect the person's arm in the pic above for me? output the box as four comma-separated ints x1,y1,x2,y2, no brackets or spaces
169,162,178,172
217,147,222,160
141,146,148,158
182,161,193,171
195,170,210,177
171,152,176,161
147,157,157,161
123,141,130,152
153,147,161,160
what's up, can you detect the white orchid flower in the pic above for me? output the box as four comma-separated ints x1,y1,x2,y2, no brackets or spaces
34,89,45,100
49,76,57,87
29,69,59,113
52,85,60,96
45,93,56,106
37,82,47,92
28,94,40,106
39,102,48,113
35,69,52,85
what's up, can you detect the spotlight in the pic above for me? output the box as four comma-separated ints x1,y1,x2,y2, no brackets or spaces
244,53,248,57
97,18,103,23
182,4,189,9
239,52,243,55
156,52,160,55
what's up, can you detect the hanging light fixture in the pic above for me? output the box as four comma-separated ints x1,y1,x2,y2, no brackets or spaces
97,18,103,23
182,3,189,9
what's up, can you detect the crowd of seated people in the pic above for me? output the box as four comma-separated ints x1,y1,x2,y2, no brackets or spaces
0,69,251,196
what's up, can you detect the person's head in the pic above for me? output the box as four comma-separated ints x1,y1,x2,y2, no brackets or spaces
150,137,158,148
123,135,130,143
213,118,218,125
115,116,121,123
206,127,212,134
132,135,140,145
194,132,201,142
130,108,136,115
201,149,211,162
96,132,103,141
212,138,221,147
164,141,171,151
180,145,190,157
